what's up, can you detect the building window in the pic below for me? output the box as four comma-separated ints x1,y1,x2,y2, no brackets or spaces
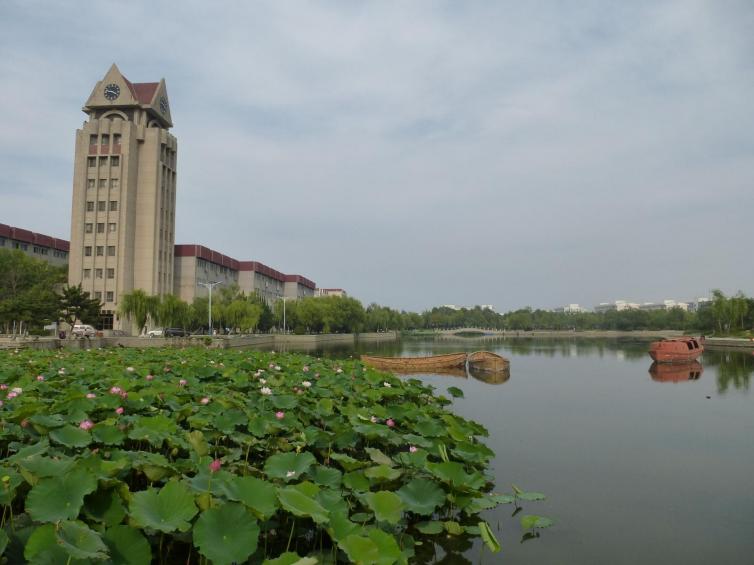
87,179,95,189
101,134,109,146
111,156,120,166
99,156,108,166
89,135,98,146
85,223,93,233
99,179,107,189
97,223,105,233
113,134,121,146
107,268,115,279
96,246,104,256
97,201,106,212
86,201,94,211
88,157,96,167
95,291,102,301
106,291,114,302
109,201,118,211
107,245,115,256
95,269,103,279
84,246,92,256
108,223,116,232
83,269,91,279
110,179,119,189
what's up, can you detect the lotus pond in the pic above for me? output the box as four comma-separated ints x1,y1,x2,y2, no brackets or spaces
0,347,547,564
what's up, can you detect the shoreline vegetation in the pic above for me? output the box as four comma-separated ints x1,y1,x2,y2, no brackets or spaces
1,248,751,340
0,347,550,563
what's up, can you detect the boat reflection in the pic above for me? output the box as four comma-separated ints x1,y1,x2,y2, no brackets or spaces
393,365,510,385
648,361,703,383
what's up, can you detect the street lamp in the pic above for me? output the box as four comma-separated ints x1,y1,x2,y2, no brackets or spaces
197,281,223,335
280,296,290,334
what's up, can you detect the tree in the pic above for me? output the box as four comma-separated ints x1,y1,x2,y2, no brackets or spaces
59,284,102,328
119,290,159,335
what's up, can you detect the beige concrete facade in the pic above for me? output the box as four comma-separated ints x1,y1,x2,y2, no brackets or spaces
283,275,316,299
0,223,70,268
68,64,177,329
238,262,285,305
316,288,347,298
174,245,239,303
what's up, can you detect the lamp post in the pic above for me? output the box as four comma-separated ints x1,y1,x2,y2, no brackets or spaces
197,281,223,335
280,296,290,334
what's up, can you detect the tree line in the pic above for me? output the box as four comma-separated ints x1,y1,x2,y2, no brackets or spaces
3,248,752,336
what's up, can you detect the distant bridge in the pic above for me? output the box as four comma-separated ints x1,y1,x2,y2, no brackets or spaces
437,328,507,336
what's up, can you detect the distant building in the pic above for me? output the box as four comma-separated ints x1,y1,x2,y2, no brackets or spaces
594,300,640,313
173,245,240,303
239,261,285,305
317,288,347,298
553,304,584,314
0,223,70,267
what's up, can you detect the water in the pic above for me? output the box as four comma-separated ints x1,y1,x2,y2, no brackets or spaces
318,337,754,564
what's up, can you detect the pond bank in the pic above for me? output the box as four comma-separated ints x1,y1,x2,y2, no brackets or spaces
0,331,399,351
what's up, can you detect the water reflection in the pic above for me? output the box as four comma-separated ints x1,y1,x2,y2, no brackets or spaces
648,361,703,383
704,350,754,393
380,365,511,385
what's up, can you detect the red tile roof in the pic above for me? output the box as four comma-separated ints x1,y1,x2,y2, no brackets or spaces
122,77,159,105
1,223,69,251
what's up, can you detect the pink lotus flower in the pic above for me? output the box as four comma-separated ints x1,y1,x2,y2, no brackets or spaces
110,386,122,395
79,420,94,431
179,379,187,386
115,407,124,415
20,419,29,428
6,392,17,400
120,392,128,399
200,397,210,405
409,445,418,453
275,411,285,420
37,375,45,381
303,366,310,372
269,363,275,369
145,374,154,381
386,418,396,428
0,384,6,390
209,459,222,473
86,393,96,399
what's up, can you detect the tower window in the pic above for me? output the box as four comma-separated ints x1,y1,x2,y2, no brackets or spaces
96,246,104,256
113,134,121,146
97,223,105,233
107,245,115,256
99,179,107,189
88,157,96,167
106,291,114,302
98,201,106,212
89,135,98,146
111,156,120,166
109,201,118,211
95,269,103,279
83,269,91,279
107,268,115,279
87,179,95,189
99,156,107,166
101,134,109,146
86,201,94,212
85,223,93,233
95,291,102,301
108,222,117,232
110,179,119,189
84,246,92,256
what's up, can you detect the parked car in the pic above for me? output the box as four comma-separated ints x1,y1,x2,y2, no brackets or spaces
146,329,164,338
72,324,96,338
164,328,190,337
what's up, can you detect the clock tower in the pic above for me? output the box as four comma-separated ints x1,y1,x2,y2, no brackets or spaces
68,64,177,331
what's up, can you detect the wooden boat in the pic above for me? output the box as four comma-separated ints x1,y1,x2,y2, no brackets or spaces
361,352,468,373
468,351,509,372
649,361,703,383
361,351,510,374
648,336,704,363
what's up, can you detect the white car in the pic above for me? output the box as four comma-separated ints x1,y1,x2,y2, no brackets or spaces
147,329,164,338
72,324,96,338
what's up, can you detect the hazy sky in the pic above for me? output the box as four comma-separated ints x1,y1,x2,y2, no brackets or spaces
1,1,752,312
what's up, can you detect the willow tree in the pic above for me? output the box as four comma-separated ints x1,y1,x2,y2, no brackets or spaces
118,290,159,335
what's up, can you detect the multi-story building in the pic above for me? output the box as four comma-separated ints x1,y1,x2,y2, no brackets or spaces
67,64,177,329
239,261,286,305
0,223,70,268
553,304,584,314
283,275,316,299
174,245,239,303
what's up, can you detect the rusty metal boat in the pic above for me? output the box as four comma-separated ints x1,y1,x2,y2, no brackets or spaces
648,337,704,363
649,361,703,382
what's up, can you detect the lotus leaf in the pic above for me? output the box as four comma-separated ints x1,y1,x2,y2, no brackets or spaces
56,520,109,560
129,481,198,533
102,525,152,565
520,514,554,529
193,502,260,565
365,491,403,524
49,425,91,448
397,478,446,515
264,451,316,481
26,470,98,522
277,486,329,524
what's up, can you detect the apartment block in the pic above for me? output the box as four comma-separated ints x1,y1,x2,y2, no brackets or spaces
283,275,316,299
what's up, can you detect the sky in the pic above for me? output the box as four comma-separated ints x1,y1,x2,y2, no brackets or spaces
1,1,752,312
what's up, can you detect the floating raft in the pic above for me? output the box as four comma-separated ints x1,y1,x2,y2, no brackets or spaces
361,351,509,374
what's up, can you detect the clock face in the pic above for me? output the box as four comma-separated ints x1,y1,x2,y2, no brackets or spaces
159,96,169,114
104,83,120,101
